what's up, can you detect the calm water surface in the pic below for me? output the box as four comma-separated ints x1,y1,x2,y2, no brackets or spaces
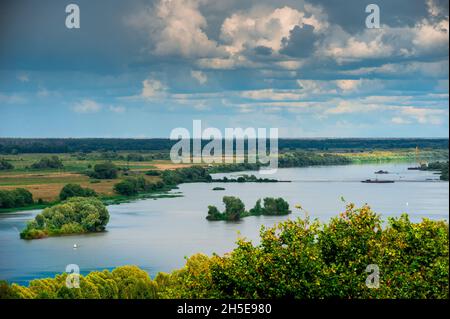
0,163,448,284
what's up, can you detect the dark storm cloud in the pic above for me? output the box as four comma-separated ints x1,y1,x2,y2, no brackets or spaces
0,0,144,72
280,24,317,58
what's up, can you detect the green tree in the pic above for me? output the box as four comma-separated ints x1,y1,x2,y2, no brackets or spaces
0,158,14,170
20,197,109,239
89,162,118,179
30,156,64,169
59,184,97,200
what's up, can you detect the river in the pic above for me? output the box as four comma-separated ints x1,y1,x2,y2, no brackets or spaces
0,162,448,285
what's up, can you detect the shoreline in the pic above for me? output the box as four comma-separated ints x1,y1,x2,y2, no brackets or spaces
1,158,448,214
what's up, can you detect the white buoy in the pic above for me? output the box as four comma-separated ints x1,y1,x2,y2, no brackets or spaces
73,244,78,249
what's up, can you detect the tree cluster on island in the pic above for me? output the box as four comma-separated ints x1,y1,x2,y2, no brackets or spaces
206,196,291,221
20,197,110,240
212,174,282,183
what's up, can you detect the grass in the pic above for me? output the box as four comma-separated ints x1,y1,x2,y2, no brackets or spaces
0,152,191,209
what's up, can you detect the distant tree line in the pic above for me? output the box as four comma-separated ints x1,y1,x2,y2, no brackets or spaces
278,151,351,167
212,174,281,183
1,138,447,154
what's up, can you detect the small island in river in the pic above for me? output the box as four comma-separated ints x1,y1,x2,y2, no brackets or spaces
206,196,291,221
20,197,110,240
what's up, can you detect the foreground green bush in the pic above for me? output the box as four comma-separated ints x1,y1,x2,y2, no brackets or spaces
3,204,448,299
20,197,109,240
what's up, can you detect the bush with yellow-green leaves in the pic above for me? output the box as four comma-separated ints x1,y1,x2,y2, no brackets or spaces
1,204,448,299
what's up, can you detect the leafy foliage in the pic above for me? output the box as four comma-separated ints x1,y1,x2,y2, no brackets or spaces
88,162,118,179
0,158,14,170
0,188,34,209
30,156,63,169
20,197,109,240
0,137,448,154
278,151,351,167
161,166,212,185
207,196,291,221
59,184,97,201
425,161,449,181
114,177,165,196
4,204,448,299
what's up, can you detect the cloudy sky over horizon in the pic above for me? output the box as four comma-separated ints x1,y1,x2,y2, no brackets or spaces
0,0,448,138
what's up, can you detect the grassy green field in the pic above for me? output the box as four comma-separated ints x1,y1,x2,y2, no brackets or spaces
0,152,194,205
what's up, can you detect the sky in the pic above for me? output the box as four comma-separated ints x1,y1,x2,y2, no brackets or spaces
0,0,448,138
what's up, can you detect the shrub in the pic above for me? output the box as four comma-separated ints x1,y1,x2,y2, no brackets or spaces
113,177,164,196
145,170,161,176
59,184,97,201
30,156,64,169
114,179,139,196
7,204,448,299
0,188,34,209
0,158,14,170
89,162,118,179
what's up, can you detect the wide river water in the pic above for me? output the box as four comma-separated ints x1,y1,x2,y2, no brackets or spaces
0,162,448,284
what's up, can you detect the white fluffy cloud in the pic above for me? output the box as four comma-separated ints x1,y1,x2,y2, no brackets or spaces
220,5,326,55
72,99,102,113
141,78,165,98
191,70,208,84
126,0,222,58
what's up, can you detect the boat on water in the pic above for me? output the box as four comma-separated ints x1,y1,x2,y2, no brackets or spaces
361,179,395,184
374,170,389,174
